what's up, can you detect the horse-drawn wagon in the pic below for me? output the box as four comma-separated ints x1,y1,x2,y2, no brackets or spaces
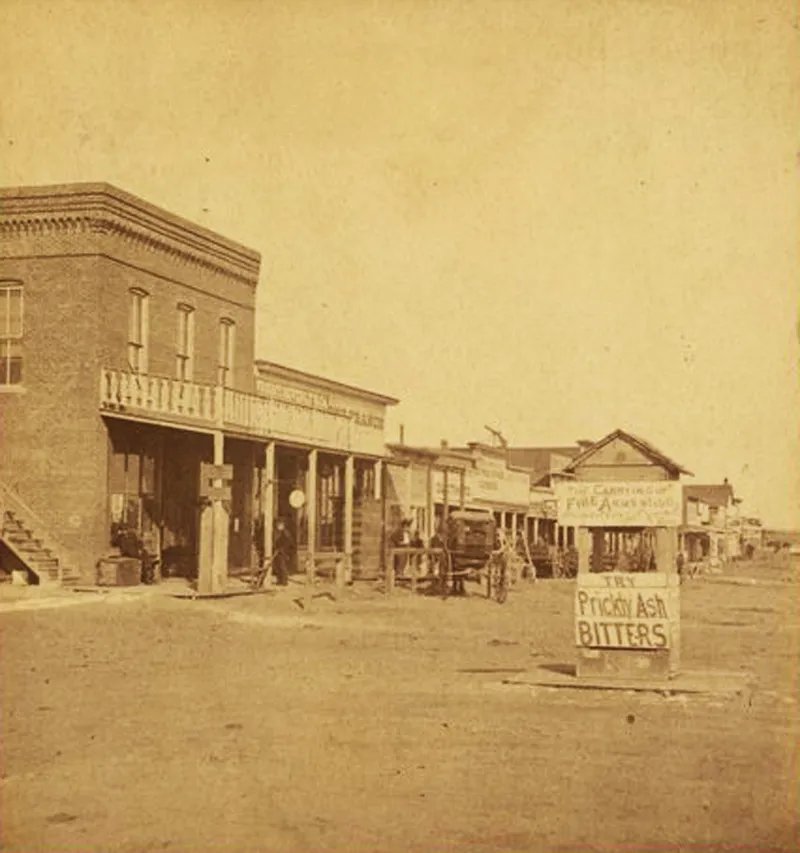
440,510,510,603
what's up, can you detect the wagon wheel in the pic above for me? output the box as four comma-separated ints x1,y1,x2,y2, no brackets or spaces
440,550,452,598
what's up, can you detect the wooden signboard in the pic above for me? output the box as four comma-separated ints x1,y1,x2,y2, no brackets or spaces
575,571,680,680
555,481,682,528
575,572,677,650
561,431,687,685
199,462,233,501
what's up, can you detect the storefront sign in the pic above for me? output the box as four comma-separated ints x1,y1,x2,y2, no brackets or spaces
575,573,676,650
555,481,682,527
433,462,529,507
253,376,387,455
257,378,385,430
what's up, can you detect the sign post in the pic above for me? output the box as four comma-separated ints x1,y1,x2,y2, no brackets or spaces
555,479,683,683
197,458,233,596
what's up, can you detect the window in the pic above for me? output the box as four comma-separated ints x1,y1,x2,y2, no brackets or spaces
0,282,23,386
175,303,195,382
217,318,235,387
318,457,344,550
128,289,149,374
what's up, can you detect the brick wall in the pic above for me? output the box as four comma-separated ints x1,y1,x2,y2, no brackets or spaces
96,255,256,392
1,184,262,580
0,254,108,575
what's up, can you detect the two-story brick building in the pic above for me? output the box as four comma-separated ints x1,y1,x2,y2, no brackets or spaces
0,183,396,586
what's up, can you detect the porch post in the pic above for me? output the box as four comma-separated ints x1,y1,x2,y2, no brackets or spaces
459,471,465,510
304,449,318,608
198,500,214,595
211,430,228,594
655,525,680,675
307,449,318,555
263,441,275,575
577,526,591,574
373,459,382,500
425,463,434,541
344,454,354,583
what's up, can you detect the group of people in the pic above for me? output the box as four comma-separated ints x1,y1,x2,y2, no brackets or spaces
389,519,444,578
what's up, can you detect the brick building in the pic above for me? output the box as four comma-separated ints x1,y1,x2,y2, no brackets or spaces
0,183,396,586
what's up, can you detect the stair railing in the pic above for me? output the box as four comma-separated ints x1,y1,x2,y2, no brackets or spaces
0,481,83,583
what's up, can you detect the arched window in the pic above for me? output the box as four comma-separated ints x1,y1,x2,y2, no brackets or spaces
128,288,149,374
176,303,195,382
0,281,23,386
217,317,235,387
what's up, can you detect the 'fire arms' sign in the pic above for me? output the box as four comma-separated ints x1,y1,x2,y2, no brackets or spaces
555,481,682,527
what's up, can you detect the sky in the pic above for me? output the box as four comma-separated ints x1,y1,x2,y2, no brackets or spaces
1,0,798,528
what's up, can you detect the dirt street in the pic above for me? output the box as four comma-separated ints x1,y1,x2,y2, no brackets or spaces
1,557,797,853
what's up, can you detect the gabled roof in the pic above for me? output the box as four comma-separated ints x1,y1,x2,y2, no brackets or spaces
563,429,693,477
683,484,735,507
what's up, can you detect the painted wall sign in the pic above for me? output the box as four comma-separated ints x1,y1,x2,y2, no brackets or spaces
555,481,682,527
433,460,530,507
574,572,677,650
253,376,387,455
256,378,385,430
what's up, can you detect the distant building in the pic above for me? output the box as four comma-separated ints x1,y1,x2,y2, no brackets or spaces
680,481,742,566
505,444,587,488
504,442,589,547
384,438,599,553
735,515,764,556
385,441,531,543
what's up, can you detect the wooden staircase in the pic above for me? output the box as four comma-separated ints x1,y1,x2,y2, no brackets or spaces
352,497,384,580
0,485,83,586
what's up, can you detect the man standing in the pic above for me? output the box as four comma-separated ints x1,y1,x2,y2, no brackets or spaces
273,518,294,586
390,519,412,577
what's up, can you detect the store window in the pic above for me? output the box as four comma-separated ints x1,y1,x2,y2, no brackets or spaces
0,281,23,386
128,288,149,374
176,303,195,382
318,457,344,550
355,462,376,499
109,439,156,533
217,318,235,387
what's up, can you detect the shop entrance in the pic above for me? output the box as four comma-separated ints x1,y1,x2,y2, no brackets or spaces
106,421,209,580
271,446,307,576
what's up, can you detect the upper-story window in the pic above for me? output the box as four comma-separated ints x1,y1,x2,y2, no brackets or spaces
175,303,195,382
0,281,23,386
128,289,149,374
218,318,235,387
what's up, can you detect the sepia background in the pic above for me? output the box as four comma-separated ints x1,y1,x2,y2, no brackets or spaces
1,0,797,528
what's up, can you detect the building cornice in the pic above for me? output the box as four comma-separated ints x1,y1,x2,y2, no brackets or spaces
0,183,261,287
255,359,399,406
